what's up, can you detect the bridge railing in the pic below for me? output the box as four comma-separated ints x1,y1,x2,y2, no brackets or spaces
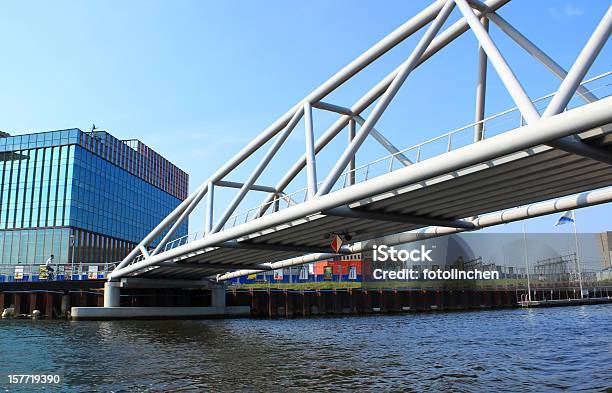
330,71,612,194
0,262,116,283
160,71,611,253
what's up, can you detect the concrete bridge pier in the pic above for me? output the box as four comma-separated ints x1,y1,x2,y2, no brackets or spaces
104,281,121,307
211,285,226,308
72,278,248,320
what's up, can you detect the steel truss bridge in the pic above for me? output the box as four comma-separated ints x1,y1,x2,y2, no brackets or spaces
109,0,612,283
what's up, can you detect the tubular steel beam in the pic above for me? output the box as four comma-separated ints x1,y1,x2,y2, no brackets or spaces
158,262,272,271
151,184,208,256
547,138,612,166
312,101,418,165
212,107,304,233
215,180,277,193
311,100,413,170
488,12,598,104
312,111,414,166
313,101,354,116
115,182,208,270
348,118,356,186
138,245,150,259
109,96,612,280
543,6,612,118
219,240,350,254
202,0,448,201
256,0,510,217
315,105,417,173
542,6,612,165
318,0,457,196
454,0,539,124
199,0,447,189
205,181,215,235
304,101,318,199
354,115,413,166
217,187,612,281
323,206,476,229
458,0,612,165
474,17,488,142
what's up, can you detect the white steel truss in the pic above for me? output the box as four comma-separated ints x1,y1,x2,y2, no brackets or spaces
110,0,612,280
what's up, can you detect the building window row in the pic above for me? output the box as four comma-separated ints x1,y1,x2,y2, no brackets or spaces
0,144,188,244
0,129,188,201
0,227,134,265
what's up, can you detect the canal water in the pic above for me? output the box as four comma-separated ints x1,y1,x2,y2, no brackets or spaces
1,305,611,392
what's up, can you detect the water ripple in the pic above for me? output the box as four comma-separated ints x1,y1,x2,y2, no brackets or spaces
0,305,611,392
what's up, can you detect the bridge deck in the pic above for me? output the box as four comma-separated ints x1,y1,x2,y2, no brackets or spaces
132,125,612,280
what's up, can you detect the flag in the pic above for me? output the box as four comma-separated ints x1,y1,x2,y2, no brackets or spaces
555,210,574,226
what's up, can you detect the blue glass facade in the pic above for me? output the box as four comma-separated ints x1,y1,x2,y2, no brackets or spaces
0,129,188,265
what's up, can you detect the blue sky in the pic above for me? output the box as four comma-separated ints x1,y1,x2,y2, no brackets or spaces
0,0,610,235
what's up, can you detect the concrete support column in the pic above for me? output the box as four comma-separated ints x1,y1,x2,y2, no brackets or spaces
211,285,226,308
104,281,121,308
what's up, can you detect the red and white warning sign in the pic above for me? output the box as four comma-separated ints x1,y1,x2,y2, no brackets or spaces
330,234,343,252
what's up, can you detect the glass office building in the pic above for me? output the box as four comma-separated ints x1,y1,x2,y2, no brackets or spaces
0,129,188,265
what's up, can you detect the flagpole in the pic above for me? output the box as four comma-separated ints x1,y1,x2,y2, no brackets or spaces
522,221,532,302
572,211,585,298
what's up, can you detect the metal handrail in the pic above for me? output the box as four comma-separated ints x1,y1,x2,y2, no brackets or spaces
343,72,611,175
0,262,116,282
